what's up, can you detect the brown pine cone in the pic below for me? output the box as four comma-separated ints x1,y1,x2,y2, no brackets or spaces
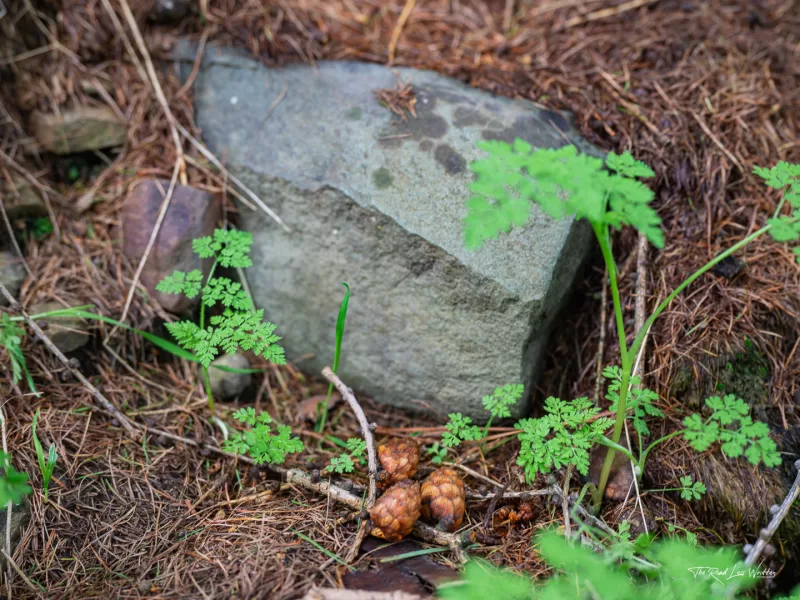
377,438,420,490
369,480,421,542
420,467,465,532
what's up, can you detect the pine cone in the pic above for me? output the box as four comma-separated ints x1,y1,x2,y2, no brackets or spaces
369,480,421,542
377,438,420,490
420,467,465,532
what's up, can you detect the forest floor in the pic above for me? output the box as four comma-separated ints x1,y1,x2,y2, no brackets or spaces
1,1,799,598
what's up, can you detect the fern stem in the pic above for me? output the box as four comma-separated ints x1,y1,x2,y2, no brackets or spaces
628,224,773,362
639,429,683,469
203,366,215,413
201,260,218,413
592,224,632,507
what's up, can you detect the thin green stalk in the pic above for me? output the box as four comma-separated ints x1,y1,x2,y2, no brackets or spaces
202,367,214,412
200,261,218,413
290,528,355,571
593,435,637,464
628,224,773,362
594,220,788,507
644,487,686,494
592,225,632,507
596,225,629,363
639,429,683,469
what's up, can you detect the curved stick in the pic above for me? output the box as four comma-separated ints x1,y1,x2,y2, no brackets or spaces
745,459,800,566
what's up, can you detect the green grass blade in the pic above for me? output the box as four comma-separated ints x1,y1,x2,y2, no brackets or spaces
379,547,448,563
316,283,350,433
332,282,350,372
31,409,54,497
290,528,355,571
32,409,45,475
71,310,197,361
210,364,261,374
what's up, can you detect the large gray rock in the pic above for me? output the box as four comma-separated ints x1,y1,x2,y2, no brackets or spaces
184,49,598,417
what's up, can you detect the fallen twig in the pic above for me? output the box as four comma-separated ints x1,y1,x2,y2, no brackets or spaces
744,459,800,566
0,282,138,437
388,0,417,63
466,487,557,502
321,367,378,562
562,465,574,540
176,123,290,232
562,0,660,30
111,0,186,334
302,587,423,600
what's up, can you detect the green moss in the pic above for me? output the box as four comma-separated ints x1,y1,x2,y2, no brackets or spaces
372,167,393,189
345,107,362,121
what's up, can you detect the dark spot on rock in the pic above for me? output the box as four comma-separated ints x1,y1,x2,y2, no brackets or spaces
380,87,448,146
481,115,565,148
434,144,466,175
487,119,503,129
542,110,568,131
423,84,475,106
453,107,489,128
372,167,393,189
483,102,501,113
419,140,433,152
346,107,362,121
379,137,404,149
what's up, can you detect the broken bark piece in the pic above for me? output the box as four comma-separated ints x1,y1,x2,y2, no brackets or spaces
30,106,127,154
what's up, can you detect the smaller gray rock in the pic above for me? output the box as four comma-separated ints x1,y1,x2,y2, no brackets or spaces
0,252,26,307
0,498,30,567
208,354,252,399
30,302,90,353
1,179,47,220
30,106,127,154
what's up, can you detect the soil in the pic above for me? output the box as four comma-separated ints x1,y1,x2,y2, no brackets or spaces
1,1,799,598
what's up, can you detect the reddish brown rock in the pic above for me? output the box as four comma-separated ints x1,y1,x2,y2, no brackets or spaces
588,433,635,501
121,179,219,314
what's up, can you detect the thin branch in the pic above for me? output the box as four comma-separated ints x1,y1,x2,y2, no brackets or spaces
321,368,377,504
467,487,558,501
745,460,800,566
0,282,138,437
111,0,187,333
626,232,651,534
116,0,183,158
562,0,660,30
131,417,472,561
562,464,574,540
321,367,378,562
176,123,290,232
388,0,417,63
98,0,147,83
